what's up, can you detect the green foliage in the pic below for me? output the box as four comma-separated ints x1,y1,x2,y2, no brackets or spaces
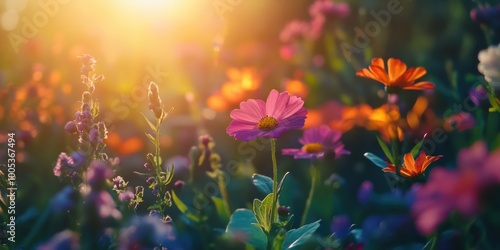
226,209,268,250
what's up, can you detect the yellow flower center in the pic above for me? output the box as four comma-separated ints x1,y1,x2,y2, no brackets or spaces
302,143,324,153
257,116,278,131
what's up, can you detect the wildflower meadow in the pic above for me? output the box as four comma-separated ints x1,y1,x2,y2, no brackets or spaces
1,0,500,249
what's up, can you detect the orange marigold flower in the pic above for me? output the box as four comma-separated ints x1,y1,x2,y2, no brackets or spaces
356,58,435,92
383,151,442,178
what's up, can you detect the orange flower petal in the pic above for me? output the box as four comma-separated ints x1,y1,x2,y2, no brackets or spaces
371,58,385,70
403,67,427,82
403,81,435,90
387,58,407,82
368,66,390,85
403,153,416,173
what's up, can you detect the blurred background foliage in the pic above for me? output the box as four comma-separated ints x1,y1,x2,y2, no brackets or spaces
0,0,499,247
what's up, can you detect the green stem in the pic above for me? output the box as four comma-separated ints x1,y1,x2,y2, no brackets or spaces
301,163,317,226
217,173,231,213
270,138,278,224
155,119,166,216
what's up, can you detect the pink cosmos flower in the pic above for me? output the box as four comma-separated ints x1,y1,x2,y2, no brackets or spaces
281,125,350,159
226,89,307,142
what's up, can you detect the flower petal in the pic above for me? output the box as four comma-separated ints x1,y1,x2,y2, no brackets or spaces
368,65,390,86
371,58,385,70
266,89,290,118
403,67,427,82
403,81,435,90
387,58,407,82
276,94,305,120
231,99,266,122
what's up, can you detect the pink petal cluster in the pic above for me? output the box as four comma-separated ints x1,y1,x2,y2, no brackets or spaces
282,125,350,159
412,141,500,235
226,89,307,142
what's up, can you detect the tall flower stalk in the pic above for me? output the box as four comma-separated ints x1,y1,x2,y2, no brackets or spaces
301,162,317,226
142,82,174,218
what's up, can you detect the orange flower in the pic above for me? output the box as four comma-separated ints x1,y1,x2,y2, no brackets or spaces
356,58,434,92
383,151,442,178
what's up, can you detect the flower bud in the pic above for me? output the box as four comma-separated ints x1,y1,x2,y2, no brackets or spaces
65,121,78,134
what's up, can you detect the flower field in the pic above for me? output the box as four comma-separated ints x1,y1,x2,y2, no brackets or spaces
1,0,500,249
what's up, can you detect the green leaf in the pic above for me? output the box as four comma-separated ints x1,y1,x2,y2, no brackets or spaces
142,113,157,131
145,133,156,145
253,193,274,232
363,153,387,169
376,136,395,164
226,209,268,250
282,220,321,250
252,174,273,195
212,197,230,223
133,171,152,179
172,191,199,223
410,134,427,158
277,172,290,196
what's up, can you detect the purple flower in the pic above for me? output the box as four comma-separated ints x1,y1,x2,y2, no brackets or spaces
119,191,135,202
330,215,351,240
412,142,500,235
86,161,113,189
470,5,500,28
36,230,79,250
444,112,475,132
70,151,86,169
50,186,77,213
113,176,127,190
226,89,307,141
54,152,73,177
118,216,177,250
469,85,488,106
282,125,350,159
64,121,78,134
357,181,373,205
86,190,122,221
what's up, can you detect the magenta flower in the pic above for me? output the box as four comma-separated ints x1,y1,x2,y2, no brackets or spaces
309,0,351,19
412,141,500,235
226,89,307,142
282,125,350,159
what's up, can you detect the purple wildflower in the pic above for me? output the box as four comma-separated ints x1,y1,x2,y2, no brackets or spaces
64,121,78,134
36,230,79,250
282,125,350,159
118,190,135,202
86,161,113,189
118,216,177,250
412,142,500,235
86,190,122,221
226,89,307,141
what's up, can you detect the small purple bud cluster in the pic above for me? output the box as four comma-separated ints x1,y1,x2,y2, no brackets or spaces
148,82,163,119
80,54,96,77
54,151,87,181
112,176,127,191
471,5,500,28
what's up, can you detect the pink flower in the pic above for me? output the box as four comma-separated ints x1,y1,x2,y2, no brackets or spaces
282,125,350,159
412,141,500,235
226,89,307,141
309,0,351,19
279,20,310,43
